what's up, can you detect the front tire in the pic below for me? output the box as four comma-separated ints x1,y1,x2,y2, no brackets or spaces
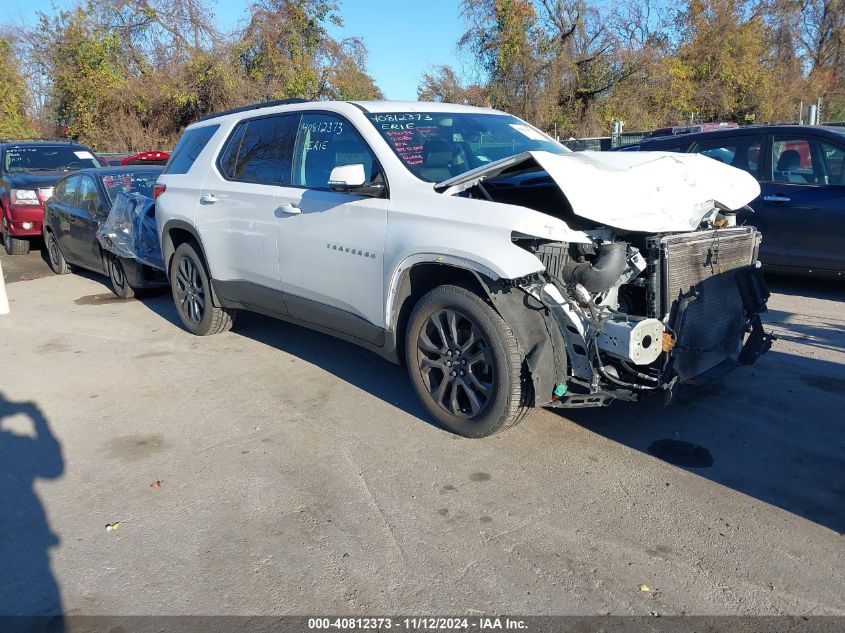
405,284,530,437
170,242,235,336
46,231,70,275
107,255,136,299
2,218,30,255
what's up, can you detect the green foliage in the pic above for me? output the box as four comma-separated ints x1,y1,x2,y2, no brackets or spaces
39,8,127,142
11,0,843,145
0,37,34,138
455,0,845,136
16,0,380,150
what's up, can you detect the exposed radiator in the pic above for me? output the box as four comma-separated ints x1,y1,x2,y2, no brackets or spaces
648,227,761,381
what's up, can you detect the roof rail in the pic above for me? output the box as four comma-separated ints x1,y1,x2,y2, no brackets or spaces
195,98,310,123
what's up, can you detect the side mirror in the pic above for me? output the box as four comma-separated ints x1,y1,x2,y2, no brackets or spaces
328,164,366,191
327,163,386,198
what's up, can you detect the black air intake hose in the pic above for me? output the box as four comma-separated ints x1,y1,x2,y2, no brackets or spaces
563,241,628,294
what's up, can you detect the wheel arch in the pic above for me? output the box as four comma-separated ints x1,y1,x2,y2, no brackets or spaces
386,256,568,406
161,219,203,273
161,219,221,305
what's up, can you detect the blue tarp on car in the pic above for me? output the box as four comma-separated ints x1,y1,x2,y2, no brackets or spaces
96,192,165,271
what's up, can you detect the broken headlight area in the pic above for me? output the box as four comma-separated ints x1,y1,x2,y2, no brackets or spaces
510,225,774,407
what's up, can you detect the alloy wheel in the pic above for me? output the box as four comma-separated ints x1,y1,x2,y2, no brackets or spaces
175,256,205,323
416,308,495,418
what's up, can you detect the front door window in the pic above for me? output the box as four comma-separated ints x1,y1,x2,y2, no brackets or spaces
291,113,382,190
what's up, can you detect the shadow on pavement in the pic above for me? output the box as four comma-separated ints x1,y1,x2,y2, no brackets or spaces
764,273,845,301
138,293,432,422
136,273,844,532
563,294,845,534
0,392,65,629
560,275,845,534
0,247,53,285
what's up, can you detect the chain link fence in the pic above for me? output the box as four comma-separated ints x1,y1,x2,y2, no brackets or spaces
558,131,648,151
557,122,845,151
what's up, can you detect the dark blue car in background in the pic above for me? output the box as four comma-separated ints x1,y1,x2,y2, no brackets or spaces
639,125,845,278
42,166,168,297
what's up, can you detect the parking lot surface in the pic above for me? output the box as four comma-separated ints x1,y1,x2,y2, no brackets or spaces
1,249,843,616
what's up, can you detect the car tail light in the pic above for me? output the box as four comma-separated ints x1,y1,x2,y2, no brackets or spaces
152,184,166,200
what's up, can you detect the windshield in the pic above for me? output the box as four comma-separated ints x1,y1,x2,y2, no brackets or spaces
366,112,567,182
100,171,162,204
3,146,101,172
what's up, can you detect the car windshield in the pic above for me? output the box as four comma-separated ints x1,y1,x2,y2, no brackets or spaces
99,171,162,204
365,112,568,182
3,146,101,172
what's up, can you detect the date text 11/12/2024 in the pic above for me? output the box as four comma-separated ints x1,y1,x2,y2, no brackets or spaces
308,618,528,630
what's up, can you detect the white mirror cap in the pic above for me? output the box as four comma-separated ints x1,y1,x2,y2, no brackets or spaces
328,163,366,187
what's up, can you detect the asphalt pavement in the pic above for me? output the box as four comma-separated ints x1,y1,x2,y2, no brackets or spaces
1,247,843,616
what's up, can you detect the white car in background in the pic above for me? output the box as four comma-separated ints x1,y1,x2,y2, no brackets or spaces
154,100,772,437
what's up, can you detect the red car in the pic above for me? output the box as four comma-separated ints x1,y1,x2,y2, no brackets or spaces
1,140,102,254
121,151,169,165
98,151,170,167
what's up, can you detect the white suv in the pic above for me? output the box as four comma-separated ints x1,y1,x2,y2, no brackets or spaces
155,100,772,437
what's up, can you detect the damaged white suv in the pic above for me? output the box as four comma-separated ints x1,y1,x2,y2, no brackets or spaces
155,100,773,437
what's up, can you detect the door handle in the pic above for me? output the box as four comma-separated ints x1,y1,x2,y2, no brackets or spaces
200,193,218,204
278,203,301,215
763,195,791,203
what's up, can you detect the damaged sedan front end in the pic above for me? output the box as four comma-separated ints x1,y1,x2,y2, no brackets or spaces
437,150,774,408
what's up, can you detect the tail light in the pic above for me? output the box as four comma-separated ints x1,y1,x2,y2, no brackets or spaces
152,184,166,200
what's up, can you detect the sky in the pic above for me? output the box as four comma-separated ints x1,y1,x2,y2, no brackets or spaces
0,0,468,100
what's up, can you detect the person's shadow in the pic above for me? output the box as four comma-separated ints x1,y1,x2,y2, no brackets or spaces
0,392,64,630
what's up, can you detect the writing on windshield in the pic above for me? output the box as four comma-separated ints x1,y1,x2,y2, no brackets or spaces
4,147,101,172
101,172,160,203
366,112,565,182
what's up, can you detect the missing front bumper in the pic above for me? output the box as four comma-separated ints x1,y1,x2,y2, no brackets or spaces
666,264,773,383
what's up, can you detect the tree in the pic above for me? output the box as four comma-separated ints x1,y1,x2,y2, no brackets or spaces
459,0,545,121
458,0,654,134
0,36,34,138
797,0,845,118
235,0,380,101
32,8,127,143
417,65,488,105
669,0,783,122
538,0,641,132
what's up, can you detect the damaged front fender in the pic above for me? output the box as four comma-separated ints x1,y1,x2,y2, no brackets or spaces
475,275,570,407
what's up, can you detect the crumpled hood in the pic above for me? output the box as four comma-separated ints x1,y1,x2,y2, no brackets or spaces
437,150,761,233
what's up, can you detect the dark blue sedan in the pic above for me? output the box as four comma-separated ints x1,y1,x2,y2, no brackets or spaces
639,125,845,278
42,166,168,297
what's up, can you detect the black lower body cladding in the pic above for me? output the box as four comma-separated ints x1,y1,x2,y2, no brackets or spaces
477,276,569,407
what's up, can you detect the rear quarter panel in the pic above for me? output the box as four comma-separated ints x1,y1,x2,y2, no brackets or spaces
156,124,233,271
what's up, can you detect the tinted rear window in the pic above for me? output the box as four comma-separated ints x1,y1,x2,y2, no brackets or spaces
163,125,219,175
217,114,299,185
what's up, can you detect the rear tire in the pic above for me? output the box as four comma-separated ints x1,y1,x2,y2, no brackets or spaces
170,242,235,336
405,284,530,438
107,255,136,299
46,231,70,275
